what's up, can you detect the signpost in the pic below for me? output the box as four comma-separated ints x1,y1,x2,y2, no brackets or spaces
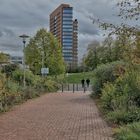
41,68,49,76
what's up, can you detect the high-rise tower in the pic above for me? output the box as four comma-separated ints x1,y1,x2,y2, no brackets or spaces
50,4,78,69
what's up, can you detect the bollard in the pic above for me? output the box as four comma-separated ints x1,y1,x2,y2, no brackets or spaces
84,85,86,93
68,84,69,91
76,84,78,91
62,84,63,92
73,84,75,93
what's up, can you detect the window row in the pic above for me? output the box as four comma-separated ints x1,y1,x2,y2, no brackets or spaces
63,42,73,46
63,21,73,24
63,38,73,41
63,25,73,28
63,15,72,18
63,32,73,35
63,9,73,14
63,36,73,39
63,28,73,32
63,47,73,49
63,50,73,53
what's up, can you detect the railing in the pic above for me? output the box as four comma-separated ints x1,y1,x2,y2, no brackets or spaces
60,83,91,93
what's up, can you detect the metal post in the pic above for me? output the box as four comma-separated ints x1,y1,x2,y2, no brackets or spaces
68,84,69,91
23,41,26,88
19,34,29,88
62,84,63,92
41,51,44,77
76,84,78,91
73,84,75,93
84,85,86,93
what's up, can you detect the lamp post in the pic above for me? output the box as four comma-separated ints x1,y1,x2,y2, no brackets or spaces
19,34,29,88
41,50,44,77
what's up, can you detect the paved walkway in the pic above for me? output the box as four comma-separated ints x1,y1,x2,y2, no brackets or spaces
0,92,113,140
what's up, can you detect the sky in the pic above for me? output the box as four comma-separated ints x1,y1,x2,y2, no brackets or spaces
0,0,121,61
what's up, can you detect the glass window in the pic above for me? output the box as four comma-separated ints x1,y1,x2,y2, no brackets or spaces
63,36,72,39
63,15,72,18
63,32,73,35
63,38,73,42
63,25,73,28
63,50,72,53
63,42,73,46
63,41,73,44
63,28,73,32
63,8,73,14
63,23,72,26
63,17,72,21
63,55,73,58
63,45,72,47
63,47,72,49
63,21,73,24
63,14,72,17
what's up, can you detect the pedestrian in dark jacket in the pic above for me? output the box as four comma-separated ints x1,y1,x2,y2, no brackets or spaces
86,79,90,87
81,79,85,88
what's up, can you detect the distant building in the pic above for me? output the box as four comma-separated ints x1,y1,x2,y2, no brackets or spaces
10,56,22,64
50,4,78,70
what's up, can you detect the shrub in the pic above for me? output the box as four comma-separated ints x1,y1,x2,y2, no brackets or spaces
0,73,6,90
101,71,140,124
0,90,21,112
5,80,20,93
92,61,126,96
114,122,140,140
43,79,58,92
1,64,19,78
20,87,40,100
107,108,140,125
12,69,41,86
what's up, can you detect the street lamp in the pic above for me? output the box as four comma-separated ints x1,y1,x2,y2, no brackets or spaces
19,34,29,88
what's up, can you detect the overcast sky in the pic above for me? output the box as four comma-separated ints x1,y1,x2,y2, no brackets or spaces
0,0,122,61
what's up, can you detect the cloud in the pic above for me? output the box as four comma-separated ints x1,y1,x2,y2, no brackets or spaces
0,28,15,38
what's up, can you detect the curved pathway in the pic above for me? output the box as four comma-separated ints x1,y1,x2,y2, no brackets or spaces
0,92,113,140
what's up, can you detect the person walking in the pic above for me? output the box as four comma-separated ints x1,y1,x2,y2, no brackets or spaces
86,79,90,87
81,79,85,88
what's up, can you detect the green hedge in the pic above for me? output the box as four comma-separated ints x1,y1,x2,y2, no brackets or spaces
92,61,126,96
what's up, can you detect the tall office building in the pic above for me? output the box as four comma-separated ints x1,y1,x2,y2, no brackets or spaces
50,4,78,69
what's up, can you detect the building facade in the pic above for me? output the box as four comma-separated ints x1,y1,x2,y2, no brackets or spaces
50,4,78,69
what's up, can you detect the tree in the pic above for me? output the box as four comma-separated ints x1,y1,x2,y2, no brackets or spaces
83,41,100,71
0,52,10,63
82,37,124,71
25,28,65,75
118,0,140,20
92,0,140,67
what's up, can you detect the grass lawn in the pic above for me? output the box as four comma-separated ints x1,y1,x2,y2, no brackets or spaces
64,71,94,84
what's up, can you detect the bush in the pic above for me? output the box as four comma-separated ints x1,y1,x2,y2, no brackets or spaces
20,87,40,100
0,90,22,112
92,61,126,96
1,64,19,78
114,122,140,140
101,71,140,124
5,80,20,93
43,79,58,92
12,69,40,86
0,73,6,90
107,108,140,125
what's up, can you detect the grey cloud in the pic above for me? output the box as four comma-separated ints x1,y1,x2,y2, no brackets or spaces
0,31,3,37
0,28,15,38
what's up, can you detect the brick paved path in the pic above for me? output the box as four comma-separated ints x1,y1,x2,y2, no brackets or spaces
0,92,113,140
